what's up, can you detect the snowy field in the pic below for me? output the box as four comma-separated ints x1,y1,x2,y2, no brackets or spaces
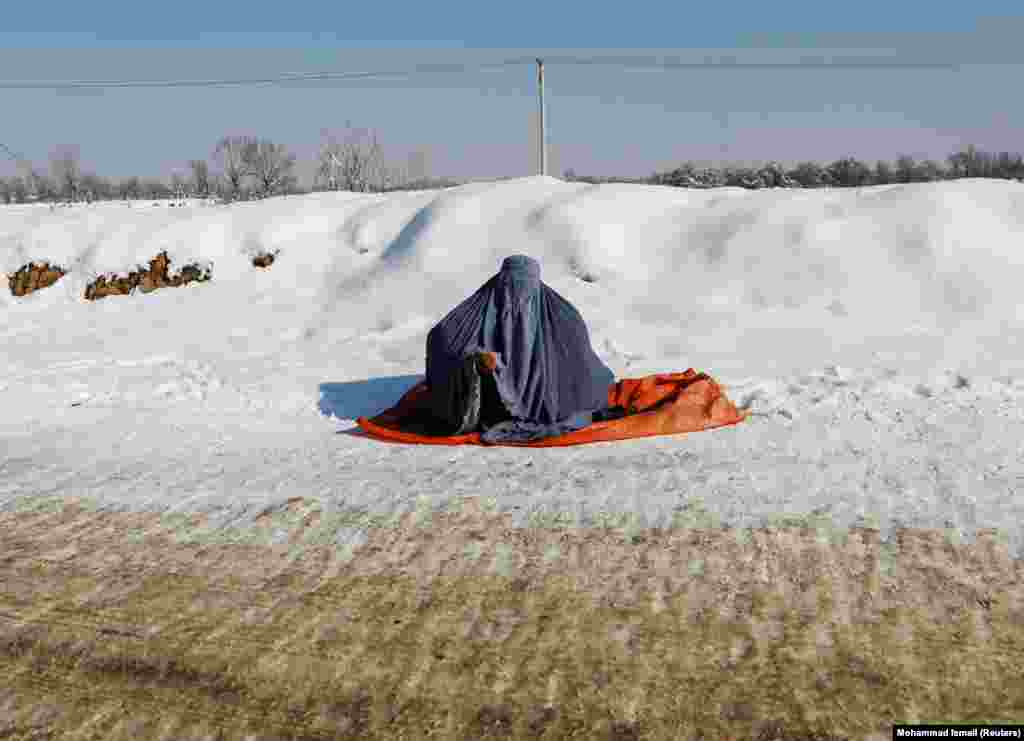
2,177,1023,558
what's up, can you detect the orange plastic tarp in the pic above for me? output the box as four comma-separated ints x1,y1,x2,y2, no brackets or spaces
355,369,748,447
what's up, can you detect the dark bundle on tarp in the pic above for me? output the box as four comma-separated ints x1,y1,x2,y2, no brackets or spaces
423,254,615,444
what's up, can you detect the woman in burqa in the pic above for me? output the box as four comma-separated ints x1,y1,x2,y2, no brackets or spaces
423,255,620,444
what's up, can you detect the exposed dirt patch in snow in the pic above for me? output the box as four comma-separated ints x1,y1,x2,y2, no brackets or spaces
6,261,66,296
84,251,211,301
251,251,278,269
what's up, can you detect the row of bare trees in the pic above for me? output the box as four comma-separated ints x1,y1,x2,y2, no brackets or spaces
584,145,1024,190
7,138,1024,205
0,143,216,205
0,126,440,205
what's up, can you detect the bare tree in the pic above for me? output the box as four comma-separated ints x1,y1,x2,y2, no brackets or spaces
214,136,254,201
117,177,140,201
785,162,824,188
895,155,918,183
141,179,171,200
11,176,28,203
28,171,56,202
170,171,188,201
315,133,339,191
946,151,968,179
826,157,872,187
758,161,797,188
79,173,111,202
964,145,982,177
916,159,945,182
655,162,703,188
210,173,230,202
874,160,893,185
189,159,210,198
317,125,388,193
995,151,1018,179
245,140,296,198
50,145,81,203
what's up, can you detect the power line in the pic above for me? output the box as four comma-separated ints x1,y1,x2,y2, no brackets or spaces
0,54,958,90
0,57,537,90
542,54,959,71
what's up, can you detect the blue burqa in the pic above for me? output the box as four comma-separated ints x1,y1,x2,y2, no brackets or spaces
424,255,616,444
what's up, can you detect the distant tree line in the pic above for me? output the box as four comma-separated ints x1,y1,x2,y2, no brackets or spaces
5,141,1024,205
565,145,1024,189
0,125,448,205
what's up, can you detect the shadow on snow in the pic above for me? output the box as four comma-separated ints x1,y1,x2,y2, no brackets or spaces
318,374,422,437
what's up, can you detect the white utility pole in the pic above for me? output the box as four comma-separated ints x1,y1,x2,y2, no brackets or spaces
537,58,546,176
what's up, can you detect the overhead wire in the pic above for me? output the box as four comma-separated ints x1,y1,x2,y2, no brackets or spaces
539,54,958,71
0,54,958,90
0,56,537,90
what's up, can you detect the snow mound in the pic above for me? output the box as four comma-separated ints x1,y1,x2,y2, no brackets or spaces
3,178,1024,557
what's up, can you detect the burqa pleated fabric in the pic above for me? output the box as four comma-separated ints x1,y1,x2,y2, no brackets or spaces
424,255,616,444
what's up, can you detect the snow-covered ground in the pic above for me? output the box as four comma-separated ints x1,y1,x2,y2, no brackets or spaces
2,177,1023,557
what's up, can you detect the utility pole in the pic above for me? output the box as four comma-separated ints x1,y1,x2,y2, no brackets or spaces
537,58,546,176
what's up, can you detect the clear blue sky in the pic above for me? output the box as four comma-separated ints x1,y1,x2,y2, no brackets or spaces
1,3,1021,182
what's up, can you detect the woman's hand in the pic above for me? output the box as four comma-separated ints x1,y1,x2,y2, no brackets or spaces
475,351,499,375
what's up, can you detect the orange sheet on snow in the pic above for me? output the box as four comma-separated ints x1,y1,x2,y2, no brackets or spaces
355,369,749,447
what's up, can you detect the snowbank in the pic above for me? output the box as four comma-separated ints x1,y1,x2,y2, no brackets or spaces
2,177,1023,557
